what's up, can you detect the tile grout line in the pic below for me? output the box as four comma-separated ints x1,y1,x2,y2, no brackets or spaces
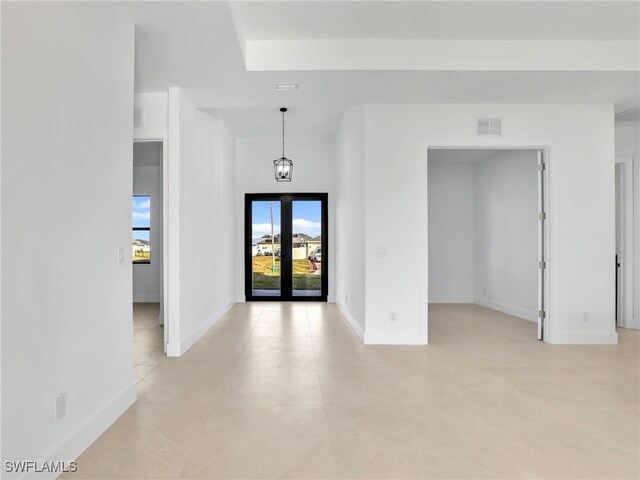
306,302,327,406
215,302,265,401
176,302,265,480
306,302,341,479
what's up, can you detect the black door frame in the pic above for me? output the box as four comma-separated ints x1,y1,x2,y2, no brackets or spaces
245,193,328,302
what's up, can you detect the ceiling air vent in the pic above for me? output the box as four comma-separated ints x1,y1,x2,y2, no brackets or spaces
477,117,502,136
133,107,144,129
275,83,298,91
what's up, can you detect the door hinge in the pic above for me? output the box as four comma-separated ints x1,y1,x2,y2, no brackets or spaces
538,163,546,172
538,212,546,220
538,310,546,319
538,261,546,270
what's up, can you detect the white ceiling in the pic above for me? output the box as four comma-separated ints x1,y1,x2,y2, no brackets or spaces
615,106,640,122
122,1,640,137
235,1,639,41
212,106,342,138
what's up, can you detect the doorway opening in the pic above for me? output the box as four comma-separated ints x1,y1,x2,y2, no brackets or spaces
427,148,548,342
132,141,165,381
615,156,634,329
245,193,328,301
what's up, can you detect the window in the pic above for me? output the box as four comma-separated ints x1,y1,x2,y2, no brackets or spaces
132,195,150,264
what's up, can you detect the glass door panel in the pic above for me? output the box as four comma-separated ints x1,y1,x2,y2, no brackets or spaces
292,200,322,297
251,200,281,297
245,193,327,301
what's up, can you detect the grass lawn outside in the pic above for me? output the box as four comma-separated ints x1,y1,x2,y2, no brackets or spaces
133,251,150,262
252,256,321,290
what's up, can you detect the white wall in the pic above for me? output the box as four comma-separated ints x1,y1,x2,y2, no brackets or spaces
166,90,237,356
134,92,168,135
615,121,639,328
1,2,136,477
234,136,337,303
474,150,538,321
336,106,366,338
133,142,163,303
427,163,475,303
364,104,617,345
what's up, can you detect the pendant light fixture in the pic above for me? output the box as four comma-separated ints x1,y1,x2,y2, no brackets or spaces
273,107,293,182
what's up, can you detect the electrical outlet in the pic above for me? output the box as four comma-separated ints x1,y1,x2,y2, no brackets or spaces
582,312,589,323
483,286,487,294
118,247,124,264
55,393,66,421
390,312,397,323
345,293,348,302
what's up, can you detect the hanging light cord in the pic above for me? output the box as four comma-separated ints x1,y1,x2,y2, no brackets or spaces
282,110,285,158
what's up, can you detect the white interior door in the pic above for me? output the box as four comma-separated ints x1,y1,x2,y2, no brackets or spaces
537,150,546,340
615,157,635,329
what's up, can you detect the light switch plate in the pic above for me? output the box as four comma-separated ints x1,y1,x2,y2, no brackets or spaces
55,393,66,420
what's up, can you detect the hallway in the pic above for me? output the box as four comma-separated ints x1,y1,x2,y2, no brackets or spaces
71,303,639,479
132,303,164,384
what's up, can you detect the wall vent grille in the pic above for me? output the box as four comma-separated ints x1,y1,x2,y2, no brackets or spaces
477,117,502,136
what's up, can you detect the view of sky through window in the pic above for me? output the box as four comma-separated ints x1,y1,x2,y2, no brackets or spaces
252,201,321,240
132,196,150,228
132,196,151,263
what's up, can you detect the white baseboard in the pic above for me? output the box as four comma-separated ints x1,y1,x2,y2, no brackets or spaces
167,301,235,357
474,297,537,322
336,300,364,342
428,295,474,304
25,383,136,480
235,295,246,303
132,294,161,303
166,341,181,357
552,331,619,345
364,330,427,345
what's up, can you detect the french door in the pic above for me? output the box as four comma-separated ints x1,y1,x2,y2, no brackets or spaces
245,193,328,301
